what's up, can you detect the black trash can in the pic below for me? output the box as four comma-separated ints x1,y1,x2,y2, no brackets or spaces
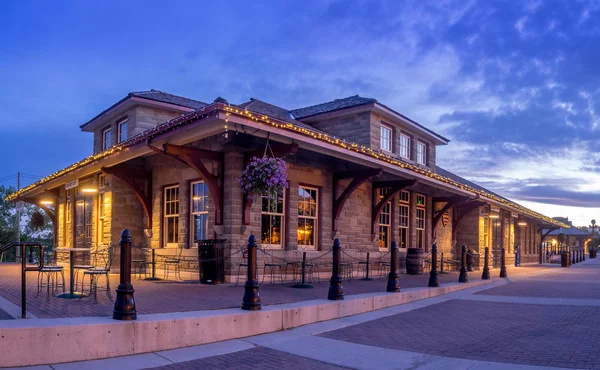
197,239,226,284
560,252,569,268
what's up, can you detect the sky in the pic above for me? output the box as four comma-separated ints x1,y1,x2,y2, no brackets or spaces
0,0,598,226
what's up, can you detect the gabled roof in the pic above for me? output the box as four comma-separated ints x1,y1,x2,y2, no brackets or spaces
544,227,590,236
436,166,507,202
80,89,207,130
290,95,377,119
130,90,208,109
236,98,328,134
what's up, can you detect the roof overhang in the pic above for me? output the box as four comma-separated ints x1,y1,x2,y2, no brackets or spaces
10,103,566,229
80,96,195,132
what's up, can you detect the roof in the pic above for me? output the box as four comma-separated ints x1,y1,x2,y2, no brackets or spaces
290,95,377,119
9,97,568,229
544,227,590,236
290,95,449,144
436,166,508,203
80,89,207,129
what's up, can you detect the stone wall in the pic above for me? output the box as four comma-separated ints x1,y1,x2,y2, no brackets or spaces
309,112,372,148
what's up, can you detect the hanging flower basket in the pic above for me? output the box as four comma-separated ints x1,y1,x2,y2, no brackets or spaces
239,156,288,199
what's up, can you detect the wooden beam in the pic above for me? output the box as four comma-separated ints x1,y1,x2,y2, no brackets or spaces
242,143,298,226
333,168,383,235
102,164,153,229
162,144,224,225
541,226,560,241
432,196,470,238
371,179,417,237
452,200,486,240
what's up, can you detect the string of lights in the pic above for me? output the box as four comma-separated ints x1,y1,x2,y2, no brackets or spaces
6,102,567,228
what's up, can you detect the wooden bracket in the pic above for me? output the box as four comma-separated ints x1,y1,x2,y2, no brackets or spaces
371,179,417,237
452,199,486,240
242,143,299,226
23,198,58,246
432,196,470,238
102,164,153,229
541,226,560,241
162,144,224,225
333,168,383,235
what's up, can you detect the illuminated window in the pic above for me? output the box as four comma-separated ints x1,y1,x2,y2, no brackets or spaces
190,181,210,243
298,186,318,249
380,125,392,152
483,216,489,247
261,190,285,248
416,194,426,249
416,141,426,165
399,190,410,248
378,188,391,250
117,119,128,143
163,186,179,248
399,134,410,159
102,127,112,151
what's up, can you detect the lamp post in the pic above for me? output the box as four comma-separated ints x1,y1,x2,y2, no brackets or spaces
590,220,597,258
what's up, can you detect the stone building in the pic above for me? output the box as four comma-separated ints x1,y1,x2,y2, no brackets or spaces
8,90,568,278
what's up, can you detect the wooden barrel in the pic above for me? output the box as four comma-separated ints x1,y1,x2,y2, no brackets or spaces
406,248,425,275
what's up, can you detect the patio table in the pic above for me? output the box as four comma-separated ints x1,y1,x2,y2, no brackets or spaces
142,248,162,281
55,247,89,299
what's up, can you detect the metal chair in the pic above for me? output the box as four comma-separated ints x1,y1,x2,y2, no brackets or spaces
340,250,354,281
36,247,65,300
261,248,284,284
163,244,184,281
235,244,249,286
80,245,114,303
282,249,302,283
131,243,147,279
73,243,102,291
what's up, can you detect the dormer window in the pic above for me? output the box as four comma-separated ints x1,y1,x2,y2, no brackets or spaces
102,127,112,151
380,124,392,152
118,119,128,143
400,134,410,159
416,141,426,165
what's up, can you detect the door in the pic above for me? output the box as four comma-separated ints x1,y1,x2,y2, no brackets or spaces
75,196,94,247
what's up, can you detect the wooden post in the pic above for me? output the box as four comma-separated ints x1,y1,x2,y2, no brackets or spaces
386,241,399,292
113,229,137,320
428,243,439,287
242,235,261,310
458,245,468,283
328,239,344,300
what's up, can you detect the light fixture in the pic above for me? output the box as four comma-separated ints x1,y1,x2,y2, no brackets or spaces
192,195,201,201
80,178,98,193
518,220,527,227
489,213,500,219
40,199,53,205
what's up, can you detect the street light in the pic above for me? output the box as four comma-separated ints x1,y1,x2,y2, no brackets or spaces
589,219,597,258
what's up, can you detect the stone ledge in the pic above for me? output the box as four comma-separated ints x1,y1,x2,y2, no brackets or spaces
0,277,502,367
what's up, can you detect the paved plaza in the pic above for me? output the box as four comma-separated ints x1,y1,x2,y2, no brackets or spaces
4,259,600,369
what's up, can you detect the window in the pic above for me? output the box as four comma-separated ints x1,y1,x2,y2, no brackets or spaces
76,198,93,239
380,125,392,152
261,190,285,248
483,216,489,247
163,186,180,248
399,190,410,248
118,120,128,143
190,181,210,243
416,194,426,249
416,141,427,165
99,192,105,219
102,127,112,151
298,187,318,249
66,190,72,246
378,188,391,250
399,134,410,159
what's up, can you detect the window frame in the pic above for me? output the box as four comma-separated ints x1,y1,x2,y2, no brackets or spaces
416,141,427,165
416,193,426,249
398,190,410,248
380,124,393,153
189,180,210,245
399,133,411,159
261,189,286,249
117,119,128,143
297,185,319,250
102,127,112,151
378,188,392,250
163,185,180,248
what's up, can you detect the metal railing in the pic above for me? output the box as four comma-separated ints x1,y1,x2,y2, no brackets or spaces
0,242,45,318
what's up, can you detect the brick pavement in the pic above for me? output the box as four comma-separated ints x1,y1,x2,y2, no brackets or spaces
145,346,348,370
321,298,600,368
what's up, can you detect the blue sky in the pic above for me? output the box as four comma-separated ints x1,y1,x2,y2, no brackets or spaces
0,0,598,226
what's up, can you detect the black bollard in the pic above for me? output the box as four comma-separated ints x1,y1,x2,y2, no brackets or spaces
482,247,491,280
572,250,575,265
440,252,445,274
387,241,400,292
428,243,439,287
500,247,508,278
583,248,586,261
113,229,137,320
458,245,468,283
242,235,261,310
328,239,344,300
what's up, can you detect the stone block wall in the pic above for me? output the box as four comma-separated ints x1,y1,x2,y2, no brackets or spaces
309,112,372,148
